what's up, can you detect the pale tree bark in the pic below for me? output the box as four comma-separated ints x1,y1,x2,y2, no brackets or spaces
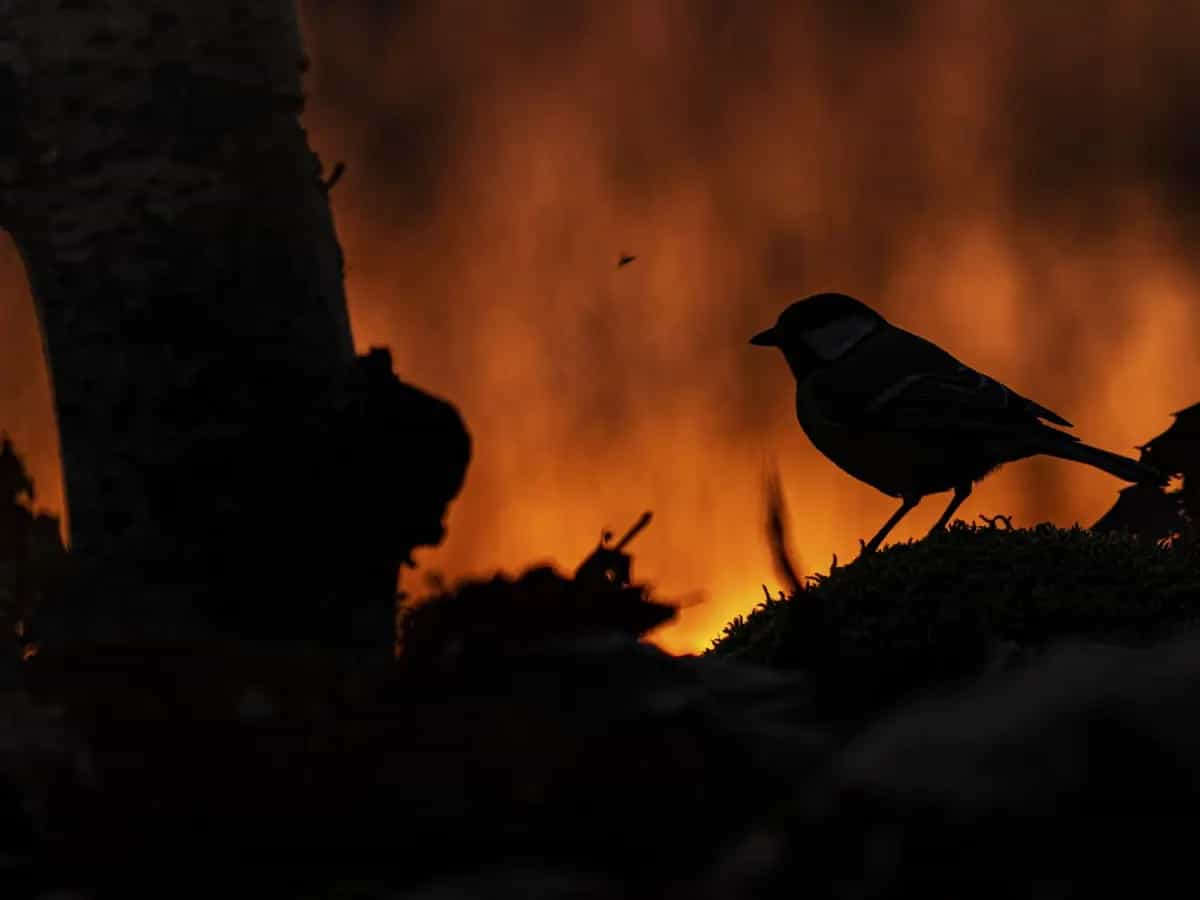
0,1,468,657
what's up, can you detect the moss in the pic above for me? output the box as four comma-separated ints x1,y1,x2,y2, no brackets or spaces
708,523,1200,723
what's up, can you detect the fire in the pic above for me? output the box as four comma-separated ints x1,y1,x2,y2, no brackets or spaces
5,2,1200,654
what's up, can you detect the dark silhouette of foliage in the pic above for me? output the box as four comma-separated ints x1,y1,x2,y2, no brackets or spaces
1140,402,1200,482
1093,402,1200,541
0,438,66,674
573,511,653,588
398,512,673,668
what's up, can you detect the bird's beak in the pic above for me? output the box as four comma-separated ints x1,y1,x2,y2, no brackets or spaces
749,327,778,347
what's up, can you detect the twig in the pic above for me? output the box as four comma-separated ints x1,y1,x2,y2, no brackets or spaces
613,511,652,552
979,513,1014,531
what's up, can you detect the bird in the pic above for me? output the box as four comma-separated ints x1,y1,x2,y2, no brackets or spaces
617,254,637,268
750,292,1162,554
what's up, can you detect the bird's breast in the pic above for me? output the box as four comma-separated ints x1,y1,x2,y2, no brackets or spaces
794,377,835,426
793,382,997,497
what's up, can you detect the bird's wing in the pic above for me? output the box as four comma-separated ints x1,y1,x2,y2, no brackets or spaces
832,327,1074,436
863,365,1075,437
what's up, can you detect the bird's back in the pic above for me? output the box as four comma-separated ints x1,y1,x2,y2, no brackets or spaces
801,325,1070,432
794,325,1075,497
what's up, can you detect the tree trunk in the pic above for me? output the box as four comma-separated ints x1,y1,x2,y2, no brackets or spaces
0,1,463,658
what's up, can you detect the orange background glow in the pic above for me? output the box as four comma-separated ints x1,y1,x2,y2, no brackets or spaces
3,1,1199,653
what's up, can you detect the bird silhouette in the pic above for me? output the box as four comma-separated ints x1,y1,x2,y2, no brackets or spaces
617,254,637,268
751,293,1161,554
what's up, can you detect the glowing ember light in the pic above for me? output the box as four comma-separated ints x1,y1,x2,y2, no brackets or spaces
5,4,1200,653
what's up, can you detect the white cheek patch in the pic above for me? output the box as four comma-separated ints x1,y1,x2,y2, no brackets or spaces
801,314,879,360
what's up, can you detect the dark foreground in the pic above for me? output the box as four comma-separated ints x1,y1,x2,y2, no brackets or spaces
5,526,1200,898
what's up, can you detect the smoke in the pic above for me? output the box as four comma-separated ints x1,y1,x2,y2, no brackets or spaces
5,1,1200,651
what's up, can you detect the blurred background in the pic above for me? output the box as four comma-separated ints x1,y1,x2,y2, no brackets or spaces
3,0,1199,652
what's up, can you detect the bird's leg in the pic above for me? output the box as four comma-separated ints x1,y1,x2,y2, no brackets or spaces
928,483,972,535
862,495,921,555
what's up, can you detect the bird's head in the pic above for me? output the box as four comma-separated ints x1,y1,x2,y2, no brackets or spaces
750,292,885,379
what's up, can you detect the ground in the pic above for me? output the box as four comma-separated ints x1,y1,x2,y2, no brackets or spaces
5,523,1200,897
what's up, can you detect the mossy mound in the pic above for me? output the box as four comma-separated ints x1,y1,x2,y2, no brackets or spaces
709,523,1200,724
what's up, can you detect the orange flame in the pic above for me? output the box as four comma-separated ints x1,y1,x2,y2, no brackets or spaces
5,3,1200,653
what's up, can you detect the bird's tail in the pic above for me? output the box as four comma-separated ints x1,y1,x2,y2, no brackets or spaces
1039,438,1164,484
